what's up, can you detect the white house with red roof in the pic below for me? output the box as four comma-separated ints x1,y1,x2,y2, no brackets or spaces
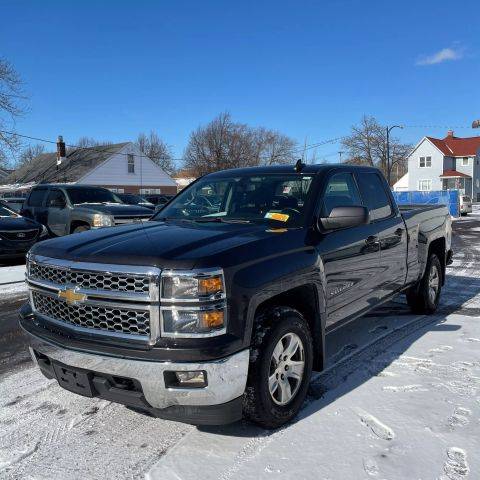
407,130,480,201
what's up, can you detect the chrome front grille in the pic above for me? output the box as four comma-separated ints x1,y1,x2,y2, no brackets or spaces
29,262,150,293
32,291,150,336
114,216,151,225
0,229,38,241
26,255,160,343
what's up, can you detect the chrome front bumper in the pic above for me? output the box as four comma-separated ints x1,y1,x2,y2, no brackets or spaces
28,335,249,410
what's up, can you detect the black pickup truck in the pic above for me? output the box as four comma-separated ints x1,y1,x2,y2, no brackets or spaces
19,164,452,428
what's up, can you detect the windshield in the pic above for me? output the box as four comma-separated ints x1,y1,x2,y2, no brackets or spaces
4,200,23,212
124,194,150,204
0,203,17,217
67,188,122,205
153,173,314,226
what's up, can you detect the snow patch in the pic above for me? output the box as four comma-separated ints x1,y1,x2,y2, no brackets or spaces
357,410,395,440
429,345,453,353
382,384,427,393
0,442,39,471
441,447,470,479
363,457,379,477
447,407,471,429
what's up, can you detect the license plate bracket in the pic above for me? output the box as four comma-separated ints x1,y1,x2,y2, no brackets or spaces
52,362,95,397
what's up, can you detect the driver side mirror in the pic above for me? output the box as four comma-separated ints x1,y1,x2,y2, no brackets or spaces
319,206,369,231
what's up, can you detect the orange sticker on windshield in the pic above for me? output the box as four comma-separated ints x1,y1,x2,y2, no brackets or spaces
265,212,289,222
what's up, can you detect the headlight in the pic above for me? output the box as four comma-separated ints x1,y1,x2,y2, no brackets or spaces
39,225,48,238
160,269,226,337
161,270,225,301
92,214,114,227
161,305,226,337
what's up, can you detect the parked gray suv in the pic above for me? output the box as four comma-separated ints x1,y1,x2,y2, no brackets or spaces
21,185,152,235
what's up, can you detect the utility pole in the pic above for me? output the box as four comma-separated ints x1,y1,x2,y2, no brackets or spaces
386,125,403,186
338,150,343,163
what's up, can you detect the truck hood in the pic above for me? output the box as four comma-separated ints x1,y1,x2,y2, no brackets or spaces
74,203,152,216
30,220,303,269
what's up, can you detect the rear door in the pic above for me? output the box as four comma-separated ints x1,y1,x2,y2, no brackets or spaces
318,171,383,328
23,188,49,224
355,171,407,298
46,189,69,236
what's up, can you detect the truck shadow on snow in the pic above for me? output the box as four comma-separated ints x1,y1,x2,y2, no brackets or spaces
198,271,479,438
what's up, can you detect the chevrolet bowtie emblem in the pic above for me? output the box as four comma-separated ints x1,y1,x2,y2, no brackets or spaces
58,289,87,305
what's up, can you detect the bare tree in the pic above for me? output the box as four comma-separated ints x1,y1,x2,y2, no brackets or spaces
17,143,46,167
341,115,411,183
183,113,297,176
255,128,297,165
74,137,113,149
0,58,27,165
136,131,174,174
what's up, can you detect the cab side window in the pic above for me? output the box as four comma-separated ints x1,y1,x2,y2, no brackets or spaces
356,172,393,221
46,190,67,208
323,172,362,216
27,188,48,207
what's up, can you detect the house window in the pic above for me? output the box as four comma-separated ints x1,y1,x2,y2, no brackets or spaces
461,157,469,166
418,180,431,191
140,188,162,194
109,188,124,193
127,154,135,173
419,156,431,168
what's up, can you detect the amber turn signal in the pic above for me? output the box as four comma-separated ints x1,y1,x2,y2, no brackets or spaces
199,310,224,329
198,276,223,296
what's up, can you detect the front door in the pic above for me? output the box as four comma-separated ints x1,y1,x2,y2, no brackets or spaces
46,189,69,236
317,171,383,329
355,171,407,297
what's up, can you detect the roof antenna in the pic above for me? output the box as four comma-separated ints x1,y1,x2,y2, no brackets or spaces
294,158,305,172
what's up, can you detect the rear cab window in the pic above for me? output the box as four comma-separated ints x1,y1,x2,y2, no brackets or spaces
27,188,48,207
356,172,393,221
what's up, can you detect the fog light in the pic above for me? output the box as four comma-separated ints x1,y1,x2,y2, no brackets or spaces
164,370,207,388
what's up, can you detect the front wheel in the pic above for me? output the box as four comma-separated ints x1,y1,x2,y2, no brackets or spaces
243,307,313,429
407,253,442,314
72,224,90,234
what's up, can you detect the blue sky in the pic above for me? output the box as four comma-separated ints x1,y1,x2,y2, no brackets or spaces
1,0,479,165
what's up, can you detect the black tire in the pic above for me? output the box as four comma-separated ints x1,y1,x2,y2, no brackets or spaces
72,224,90,234
406,254,442,314
243,307,313,429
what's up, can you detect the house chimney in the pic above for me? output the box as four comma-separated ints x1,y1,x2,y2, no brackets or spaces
56,135,66,168
447,129,454,137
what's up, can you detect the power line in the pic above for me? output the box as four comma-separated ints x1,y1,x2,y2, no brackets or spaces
403,124,473,130
0,129,184,162
0,128,349,163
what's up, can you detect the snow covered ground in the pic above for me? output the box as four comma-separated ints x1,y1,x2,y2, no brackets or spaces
0,264,25,285
148,312,479,480
0,208,479,479
0,264,27,299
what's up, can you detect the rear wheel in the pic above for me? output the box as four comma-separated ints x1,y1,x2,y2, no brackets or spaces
243,307,313,429
407,254,442,314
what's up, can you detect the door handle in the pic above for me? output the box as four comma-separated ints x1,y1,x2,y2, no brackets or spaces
365,235,378,245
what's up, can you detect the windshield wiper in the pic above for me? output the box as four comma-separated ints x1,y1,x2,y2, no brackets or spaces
192,217,251,224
